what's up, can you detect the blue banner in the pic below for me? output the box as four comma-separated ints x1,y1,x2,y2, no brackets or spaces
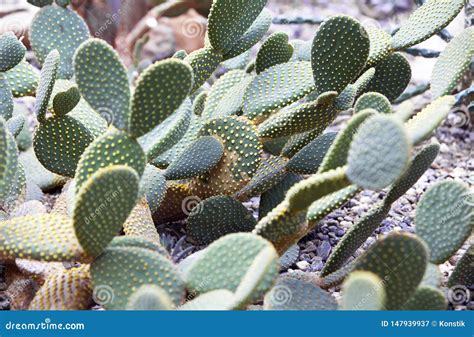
0,311,472,337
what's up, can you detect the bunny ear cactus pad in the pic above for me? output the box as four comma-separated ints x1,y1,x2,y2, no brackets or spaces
75,129,146,191
33,115,96,177
405,96,455,145
130,59,193,137
30,5,89,79
363,53,411,102
184,47,222,93
0,214,86,262
0,77,13,120
223,8,272,60
354,92,391,114
287,132,337,175
27,0,54,7
415,181,473,264
4,61,39,97
91,246,185,309
264,277,337,310
186,233,279,301
73,166,140,258
74,39,130,130
347,115,411,190
448,245,473,288
402,286,448,310
52,86,81,117
164,136,224,181
258,92,338,139
341,271,386,310
179,290,236,310
187,196,257,245
207,0,268,53
432,27,474,98
29,265,92,310
311,15,370,95
256,32,293,74
392,0,467,51
139,165,167,214
243,61,315,121
353,233,428,310
127,285,173,311
34,50,59,123
0,118,18,201
0,32,26,72
365,27,392,68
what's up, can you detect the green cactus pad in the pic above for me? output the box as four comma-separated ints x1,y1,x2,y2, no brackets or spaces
287,132,337,175
363,53,411,102
6,114,25,138
4,60,39,97
256,32,293,74
207,0,267,53
34,50,59,123
392,0,467,51
202,70,249,119
27,0,53,7
0,32,26,72
127,285,173,310
353,233,428,310
179,290,235,310
74,39,130,130
20,148,67,191
311,15,370,95
190,116,262,197
334,68,376,111
258,173,301,221
187,196,257,245
185,47,222,93
123,200,163,248
405,96,455,145
287,167,351,212
432,28,474,98
52,86,81,117
402,286,448,310
0,77,13,120
415,181,473,264
75,129,146,191
186,233,279,301
243,61,315,121
264,277,337,310
130,59,193,137
192,92,207,116
28,265,92,310
341,271,386,310
282,129,325,159
139,99,192,160
73,165,139,258
318,260,357,289
0,118,18,200
108,236,168,257
385,143,440,205
347,115,411,190
139,165,167,214
448,245,473,288
354,92,392,114
0,214,86,262
322,202,390,277
235,155,288,202
165,136,224,181
223,8,272,60
365,27,392,68
33,115,96,177
91,246,185,309
30,5,89,78
258,92,338,139
318,110,375,173
215,76,254,117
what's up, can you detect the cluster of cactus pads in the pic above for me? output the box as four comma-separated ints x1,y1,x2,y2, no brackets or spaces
0,0,472,310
